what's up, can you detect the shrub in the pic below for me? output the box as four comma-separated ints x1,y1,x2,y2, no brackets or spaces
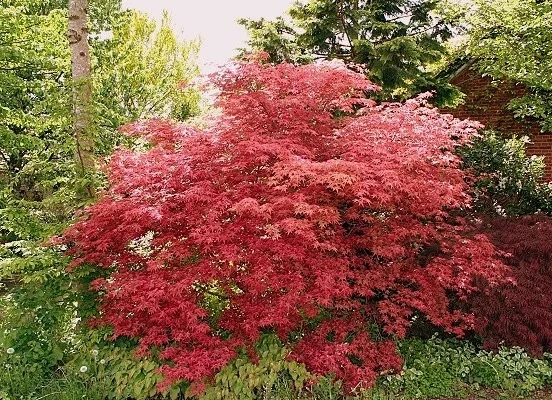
63,60,509,393
471,215,552,356
0,250,78,378
458,130,552,215
371,338,552,399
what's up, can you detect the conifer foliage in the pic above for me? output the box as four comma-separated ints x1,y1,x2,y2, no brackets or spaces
64,60,509,392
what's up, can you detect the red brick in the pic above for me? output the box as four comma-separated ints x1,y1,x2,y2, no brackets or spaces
444,67,551,180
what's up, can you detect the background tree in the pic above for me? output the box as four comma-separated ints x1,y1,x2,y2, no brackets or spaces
0,1,201,383
68,0,95,197
93,11,201,137
466,0,552,131
239,0,465,101
0,2,201,250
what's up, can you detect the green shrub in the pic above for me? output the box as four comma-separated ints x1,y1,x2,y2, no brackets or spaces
458,130,552,215
368,337,552,399
201,334,312,400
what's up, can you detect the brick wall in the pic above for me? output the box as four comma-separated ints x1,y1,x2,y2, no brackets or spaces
446,66,552,181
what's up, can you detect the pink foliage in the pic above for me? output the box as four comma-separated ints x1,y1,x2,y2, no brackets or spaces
64,61,509,392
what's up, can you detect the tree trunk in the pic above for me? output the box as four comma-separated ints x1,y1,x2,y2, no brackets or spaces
68,0,95,198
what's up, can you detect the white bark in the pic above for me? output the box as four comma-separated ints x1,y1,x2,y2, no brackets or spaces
68,0,94,197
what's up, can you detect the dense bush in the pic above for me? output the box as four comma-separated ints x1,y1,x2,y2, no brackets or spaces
471,216,552,356
62,60,510,393
458,130,552,215
457,131,552,355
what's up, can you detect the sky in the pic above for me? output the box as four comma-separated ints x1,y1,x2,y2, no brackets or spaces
121,1,295,73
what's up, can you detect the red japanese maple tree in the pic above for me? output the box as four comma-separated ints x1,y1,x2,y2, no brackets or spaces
473,215,552,355
64,60,510,392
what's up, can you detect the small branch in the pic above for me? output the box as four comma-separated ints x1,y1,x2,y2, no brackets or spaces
386,13,413,23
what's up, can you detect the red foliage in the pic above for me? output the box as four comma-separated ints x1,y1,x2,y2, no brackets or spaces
472,215,552,355
64,61,510,392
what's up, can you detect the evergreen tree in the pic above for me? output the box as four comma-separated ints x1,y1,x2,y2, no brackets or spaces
239,0,462,101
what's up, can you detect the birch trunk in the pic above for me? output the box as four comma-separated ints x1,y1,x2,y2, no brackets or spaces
68,0,94,197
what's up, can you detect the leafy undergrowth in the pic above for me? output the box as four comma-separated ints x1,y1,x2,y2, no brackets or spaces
2,335,551,400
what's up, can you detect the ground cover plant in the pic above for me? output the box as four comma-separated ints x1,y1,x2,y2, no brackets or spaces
62,59,514,395
3,333,551,399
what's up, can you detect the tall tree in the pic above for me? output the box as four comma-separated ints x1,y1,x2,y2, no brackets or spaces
68,0,94,197
239,0,463,101
93,11,201,134
466,0,552,132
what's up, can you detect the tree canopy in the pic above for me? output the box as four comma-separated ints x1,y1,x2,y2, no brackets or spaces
466,0,552,131
93,11,201,132
239,0,464,101
64,60,509,392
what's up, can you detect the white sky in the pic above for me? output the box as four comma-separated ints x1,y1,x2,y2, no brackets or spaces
121,1,295,73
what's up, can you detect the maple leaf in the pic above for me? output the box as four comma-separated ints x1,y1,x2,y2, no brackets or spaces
63,60,511,393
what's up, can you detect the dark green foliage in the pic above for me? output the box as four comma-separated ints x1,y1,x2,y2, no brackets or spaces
239,0,464,102
2,329,552,399
372,338,552,399
237,17,312,65
0,326,187,400
458,130,552,215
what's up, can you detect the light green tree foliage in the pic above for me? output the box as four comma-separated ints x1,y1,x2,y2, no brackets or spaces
93,11,201,138
467,0,552,131
0,4,72,244
0,4,201,246
0,2,201,384
239,0,465,102
458,131,552,215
